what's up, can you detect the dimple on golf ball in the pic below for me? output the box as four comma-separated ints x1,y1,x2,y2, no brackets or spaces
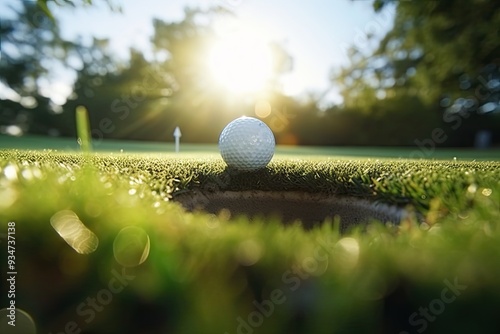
219,116,275,171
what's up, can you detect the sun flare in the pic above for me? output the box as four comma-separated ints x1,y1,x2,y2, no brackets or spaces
208,33,273,94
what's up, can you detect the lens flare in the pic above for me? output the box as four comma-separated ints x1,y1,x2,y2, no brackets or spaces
209,33,273,94
0,308,36,334
113,226,150,267
50,210,99,254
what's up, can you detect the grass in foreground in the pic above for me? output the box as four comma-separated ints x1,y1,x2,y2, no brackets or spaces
1,149,500,334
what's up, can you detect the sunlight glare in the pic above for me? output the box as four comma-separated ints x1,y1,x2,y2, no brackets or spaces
209,32,273,94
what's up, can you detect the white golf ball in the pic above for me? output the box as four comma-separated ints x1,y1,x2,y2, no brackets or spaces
219,116,275,171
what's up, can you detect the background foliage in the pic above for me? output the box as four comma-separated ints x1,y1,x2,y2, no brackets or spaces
0,0,499,146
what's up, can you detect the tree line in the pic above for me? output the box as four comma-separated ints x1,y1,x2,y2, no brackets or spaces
1,0,498,147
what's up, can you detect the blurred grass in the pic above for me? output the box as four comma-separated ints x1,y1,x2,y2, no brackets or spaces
0,148,500,333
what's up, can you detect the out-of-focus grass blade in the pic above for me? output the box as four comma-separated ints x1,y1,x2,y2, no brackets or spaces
76,105,92,153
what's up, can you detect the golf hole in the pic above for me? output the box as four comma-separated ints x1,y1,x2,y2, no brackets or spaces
174,191,412,231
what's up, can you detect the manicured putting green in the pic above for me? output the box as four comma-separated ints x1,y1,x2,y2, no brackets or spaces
2,133,500,160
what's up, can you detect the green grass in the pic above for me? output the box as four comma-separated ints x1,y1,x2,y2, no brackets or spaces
1,145,500,333
2,134,500,160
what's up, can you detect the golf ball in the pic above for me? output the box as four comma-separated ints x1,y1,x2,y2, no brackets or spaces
219,116,275,171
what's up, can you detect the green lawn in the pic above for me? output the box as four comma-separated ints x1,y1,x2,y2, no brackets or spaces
2,134,500,160
1,136,500,333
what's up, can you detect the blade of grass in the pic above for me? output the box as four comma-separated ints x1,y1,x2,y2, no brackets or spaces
75,105,92,153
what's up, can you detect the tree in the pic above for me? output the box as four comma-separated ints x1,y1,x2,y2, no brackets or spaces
36,0,121,19
0,1,77,135
147,7,296,143
333,0,500,146
62,46,173,142
60,6,297,144
4,2,301,144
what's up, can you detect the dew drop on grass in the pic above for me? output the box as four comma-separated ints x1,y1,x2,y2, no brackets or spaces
50,210,99,254
335,237,360,270
21,168,33,180
0,186,17,209
113,226,150,267
467,184,478,194
3,163,18,181
481,188,492,197
57,174,68,184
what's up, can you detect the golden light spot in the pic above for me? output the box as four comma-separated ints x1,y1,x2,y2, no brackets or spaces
255,100,272,118
481,188,492,197
218,208,232,222
237,239,263,266
113,226,150,267
206,214,220,229
50,210,99,254
21,168,34,181
3,163,18,181
467,184,477,194
335,237,360,270
0,186,17,209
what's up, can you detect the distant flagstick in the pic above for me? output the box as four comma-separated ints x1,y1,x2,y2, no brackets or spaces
173,126,181,153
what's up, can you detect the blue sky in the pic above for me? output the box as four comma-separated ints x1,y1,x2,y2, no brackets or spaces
2,0,395,105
